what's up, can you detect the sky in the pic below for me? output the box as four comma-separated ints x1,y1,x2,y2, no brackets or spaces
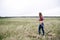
0,0,60,17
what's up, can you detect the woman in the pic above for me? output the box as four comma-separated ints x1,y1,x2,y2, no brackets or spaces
38,12,45,35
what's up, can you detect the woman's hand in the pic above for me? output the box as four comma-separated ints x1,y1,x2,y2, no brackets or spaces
40,21,43,24
39,19,40,21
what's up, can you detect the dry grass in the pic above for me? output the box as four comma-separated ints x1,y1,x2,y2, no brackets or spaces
0,18,60,40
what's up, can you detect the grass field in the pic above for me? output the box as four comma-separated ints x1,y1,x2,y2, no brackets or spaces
0,18,60,40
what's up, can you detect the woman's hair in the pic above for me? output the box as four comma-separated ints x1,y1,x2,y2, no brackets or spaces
39,12,42,17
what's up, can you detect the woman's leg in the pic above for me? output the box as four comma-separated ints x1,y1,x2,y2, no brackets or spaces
38,24,41,35
42,27,45,35
41,23,45,35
